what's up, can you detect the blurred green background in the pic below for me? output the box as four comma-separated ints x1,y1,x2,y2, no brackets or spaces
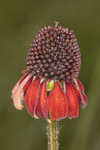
0,0,100,150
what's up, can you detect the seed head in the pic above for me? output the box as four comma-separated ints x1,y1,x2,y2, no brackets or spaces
26,22,81,81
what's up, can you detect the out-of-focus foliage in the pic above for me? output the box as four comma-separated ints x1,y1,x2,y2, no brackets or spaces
0,0,100,150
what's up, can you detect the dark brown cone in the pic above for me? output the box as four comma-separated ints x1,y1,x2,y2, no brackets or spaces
26,23,81,81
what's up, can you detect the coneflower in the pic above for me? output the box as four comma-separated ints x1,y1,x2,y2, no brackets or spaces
11,22,87,150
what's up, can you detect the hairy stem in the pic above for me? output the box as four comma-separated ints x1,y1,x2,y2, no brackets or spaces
47,121,59,150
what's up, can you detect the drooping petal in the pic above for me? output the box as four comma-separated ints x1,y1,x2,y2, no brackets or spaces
76,79,84,91
25,78,40,116
24,76,33,95
66,82,79,119
12,80,21,97
48,81,68,120
12,86,24,110
38,81,48,119
11,73,32,110
74,79,87,108
12,71,30,96
35,102,43,118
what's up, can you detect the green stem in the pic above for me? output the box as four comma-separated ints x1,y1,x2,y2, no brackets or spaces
47,121,59,150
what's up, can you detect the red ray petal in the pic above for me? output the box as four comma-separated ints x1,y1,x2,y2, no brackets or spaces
76,79,84,91
48,81,68,120
66,82,79,119
35,102,43,118
19,71,30,84
74,79,87,108
12,71,31,96
24,77,33,95
38,81,48,119
25,78,40,116
81,93,87,108
11,73,32,110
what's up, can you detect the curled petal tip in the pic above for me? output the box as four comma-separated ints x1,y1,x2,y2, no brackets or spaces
47,119,52,124
33,114,39,119
14,104,24,110
81,99,88,108
11,87,24,110
68,115,79,120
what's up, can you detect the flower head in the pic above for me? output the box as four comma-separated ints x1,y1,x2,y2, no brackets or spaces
11,22,87,121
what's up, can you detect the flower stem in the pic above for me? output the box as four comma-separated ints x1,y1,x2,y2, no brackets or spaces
47,120,59,150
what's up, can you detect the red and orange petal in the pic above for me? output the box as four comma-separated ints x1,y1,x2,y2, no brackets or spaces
73,79,87,108
24,76,32,95
25,78,40,116
11,73,87,121
48,81,68,120
11,72,32,110
76,79,87,107
66,82,79,119
39,81,48,119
